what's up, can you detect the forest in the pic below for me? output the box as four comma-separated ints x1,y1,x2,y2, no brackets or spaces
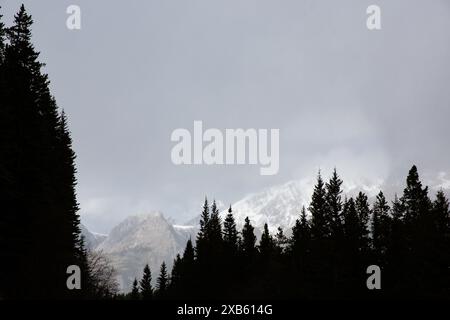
127,166,450,300
0,5,449,300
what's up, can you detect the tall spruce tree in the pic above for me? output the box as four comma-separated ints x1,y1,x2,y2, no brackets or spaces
0,5,87,298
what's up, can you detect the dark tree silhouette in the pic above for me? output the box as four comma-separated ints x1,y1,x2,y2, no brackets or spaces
127,166,450,300
156,262,168,298
130,278,140,300
371,191,391,264
223,206,239,253
140,264,153,300
0,5,89,299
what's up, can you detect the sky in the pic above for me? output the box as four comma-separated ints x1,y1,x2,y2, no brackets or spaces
2,0,450,233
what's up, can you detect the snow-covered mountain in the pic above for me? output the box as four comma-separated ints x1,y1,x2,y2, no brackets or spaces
84,212,197,291
81,175,449,292
219,180,313,233
80,224,107,250
218,178,386,233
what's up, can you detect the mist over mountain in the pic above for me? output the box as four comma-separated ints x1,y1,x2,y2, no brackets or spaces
82,175,450,291
83,212,197,291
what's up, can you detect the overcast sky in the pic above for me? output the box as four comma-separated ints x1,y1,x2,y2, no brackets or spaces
3,0,450,233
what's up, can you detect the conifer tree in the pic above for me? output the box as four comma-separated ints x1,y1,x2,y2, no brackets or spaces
400,166,432,293
343,198,360,248
176,239,195,297
209,200,223,245
291,206,311,254
241,217,257,256
259,223,274,258
169,254,182,296
196,198,210,260
139,264,153,300
0,5,87,298
401,165,431,225
131,278,140,300
183,238,195,265
309,172,329,239
355,191,371,249
432,190,449,235
326,169,344,237
342,198,363,292
274,227,288,256
431,190,450,290
371,191,391,261
223,206,239,253
0,7,5,60
156,262,168,298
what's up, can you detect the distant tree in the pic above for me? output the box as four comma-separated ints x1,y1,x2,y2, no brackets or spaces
139,264,153,300
274,227,288,256
355,191,371,250
183,238,195,265
309,171,329,240
342,198,364,293
400,166,432,294
169,254,182,295
325,169,344,292
181,239,195,296
223,206,239,253
371,191,391,262
130,278,140,300
290,206,311,255
209,200,223,243
385,194,406,290
432,190,449,235
343,198,360,249
156,262,168,298
431,190,450,290
259,223,275,259
326,169,344,237
402,165,430,224
196,198,210,260
241,217,257,257
0,7,5,59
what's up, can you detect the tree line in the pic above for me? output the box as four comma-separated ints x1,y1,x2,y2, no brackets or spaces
128,166,450,300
